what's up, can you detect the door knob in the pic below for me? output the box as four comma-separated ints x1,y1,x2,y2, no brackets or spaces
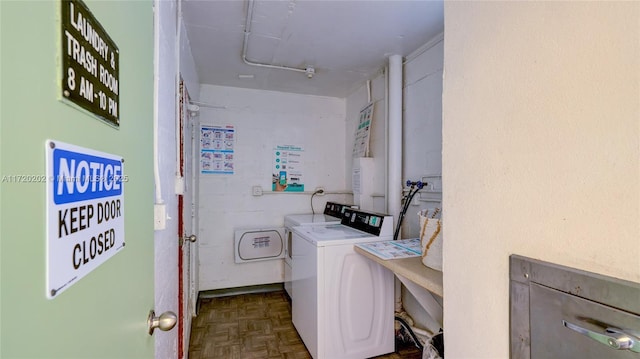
147,310,177,335
180,234,197,245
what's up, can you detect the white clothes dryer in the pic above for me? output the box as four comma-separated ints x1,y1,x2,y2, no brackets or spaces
283,202,352,297
291,208,394,359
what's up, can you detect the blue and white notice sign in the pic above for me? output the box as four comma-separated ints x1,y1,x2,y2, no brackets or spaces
46,140,125,299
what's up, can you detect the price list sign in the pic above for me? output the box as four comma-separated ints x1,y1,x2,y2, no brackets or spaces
61,0,120,126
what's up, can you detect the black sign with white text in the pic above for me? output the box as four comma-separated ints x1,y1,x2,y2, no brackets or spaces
61,0,119,126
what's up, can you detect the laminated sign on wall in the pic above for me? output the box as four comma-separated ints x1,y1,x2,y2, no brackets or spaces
273,145,304,192
200,124,235,174
352,102,374,158
46,140,126,299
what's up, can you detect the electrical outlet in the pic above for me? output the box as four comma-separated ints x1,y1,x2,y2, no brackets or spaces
252,186,263,196
315,187,325,195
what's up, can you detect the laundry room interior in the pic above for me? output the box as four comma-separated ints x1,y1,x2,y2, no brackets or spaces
192,12,443,297
1,0,638,358
176,0,447,357
160,1,640,358
162,0,449,357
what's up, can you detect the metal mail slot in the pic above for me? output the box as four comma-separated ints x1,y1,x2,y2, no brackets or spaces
510,255,640,358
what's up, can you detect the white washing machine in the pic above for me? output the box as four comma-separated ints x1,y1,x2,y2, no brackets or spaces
291,208,394,359
283,202,352,298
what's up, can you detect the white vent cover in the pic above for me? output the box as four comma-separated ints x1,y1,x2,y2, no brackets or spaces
234,227,285,263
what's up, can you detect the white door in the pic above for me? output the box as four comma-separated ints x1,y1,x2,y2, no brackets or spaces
178,81,199,358
188,110,199,318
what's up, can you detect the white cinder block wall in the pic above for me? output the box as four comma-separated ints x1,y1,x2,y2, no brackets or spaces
345,38,444,233
402,37,444,239
399,37,445,332
197,85,350,291
345,39,444,332
443,2,639,357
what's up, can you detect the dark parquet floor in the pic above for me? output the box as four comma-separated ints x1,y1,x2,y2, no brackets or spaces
188,290,423,359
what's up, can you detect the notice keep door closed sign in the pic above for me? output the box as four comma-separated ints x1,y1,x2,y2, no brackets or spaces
46,140,126,299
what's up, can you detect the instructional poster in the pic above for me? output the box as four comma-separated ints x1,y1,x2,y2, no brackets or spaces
352,102,374,157
273,145,304,192
200,125,235,174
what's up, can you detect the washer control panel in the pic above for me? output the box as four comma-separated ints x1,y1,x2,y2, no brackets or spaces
341,208,391,236
324,201,353,218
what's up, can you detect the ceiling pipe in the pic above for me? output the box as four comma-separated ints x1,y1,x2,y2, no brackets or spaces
242,0,314,77
189,100,226,110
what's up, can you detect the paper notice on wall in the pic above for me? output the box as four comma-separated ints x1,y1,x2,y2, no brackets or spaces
352,167,362,195
352,102,374,158
273,145,304,192
200,125,235,174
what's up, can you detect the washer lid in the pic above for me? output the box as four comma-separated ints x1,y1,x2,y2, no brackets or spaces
293,224,388,246
284,213,341,227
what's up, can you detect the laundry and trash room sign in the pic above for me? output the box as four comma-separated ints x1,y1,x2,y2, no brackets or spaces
60,0,120,126
46,140,125,299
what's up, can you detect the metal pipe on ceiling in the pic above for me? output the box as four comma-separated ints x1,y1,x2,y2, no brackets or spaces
242,0,314,78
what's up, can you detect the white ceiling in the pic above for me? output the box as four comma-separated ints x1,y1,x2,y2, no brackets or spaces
181,0,444,98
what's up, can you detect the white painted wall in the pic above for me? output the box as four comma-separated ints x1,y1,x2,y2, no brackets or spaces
402,37,444,239
399,36,445,332
345,37,444,333
345,38,443,233
197,85,349,291
443,2,640,358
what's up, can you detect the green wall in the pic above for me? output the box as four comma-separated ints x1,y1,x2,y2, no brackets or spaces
1,1,155,357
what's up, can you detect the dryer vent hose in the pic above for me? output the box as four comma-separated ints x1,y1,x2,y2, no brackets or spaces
394,315,424,351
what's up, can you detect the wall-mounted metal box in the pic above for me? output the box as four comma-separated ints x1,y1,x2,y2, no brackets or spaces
510,255,640,358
